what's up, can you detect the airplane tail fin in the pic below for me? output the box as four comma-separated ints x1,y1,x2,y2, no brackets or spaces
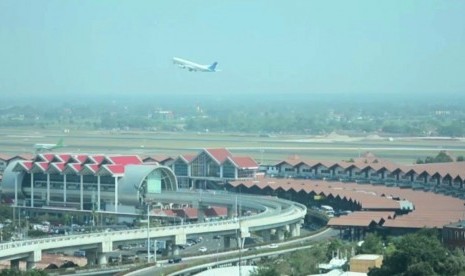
208,62,218,71
57,138,64,147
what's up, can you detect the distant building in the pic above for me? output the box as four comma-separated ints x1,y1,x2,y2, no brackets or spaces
349,254,383,273
171,148,259,189
443,220,465,251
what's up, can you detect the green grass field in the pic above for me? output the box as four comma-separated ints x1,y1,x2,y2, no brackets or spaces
1,127,464,164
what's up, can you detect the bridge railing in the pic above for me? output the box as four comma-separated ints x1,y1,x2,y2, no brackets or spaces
0,200,306,259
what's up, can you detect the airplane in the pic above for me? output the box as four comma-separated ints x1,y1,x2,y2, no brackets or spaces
34,138,64,152
172,57,220,72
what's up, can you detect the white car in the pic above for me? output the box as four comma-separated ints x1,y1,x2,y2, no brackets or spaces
198,246,208,252
268,243,279,249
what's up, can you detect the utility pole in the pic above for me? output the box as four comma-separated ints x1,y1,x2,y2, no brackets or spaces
147,203,150,263
146,202,157,264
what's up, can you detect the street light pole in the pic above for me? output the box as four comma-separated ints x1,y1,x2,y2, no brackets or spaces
147,203,150,263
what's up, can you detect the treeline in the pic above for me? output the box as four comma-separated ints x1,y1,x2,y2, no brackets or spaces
416,150,465,164
1,95,465,137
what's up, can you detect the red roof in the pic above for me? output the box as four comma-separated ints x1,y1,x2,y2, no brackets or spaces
179,154,196,163
0,154,12,161
107,156,142,166
177,208,198,219
35,162,50,171
230,178,465,229
205,148,232,163
205,206,228,217
229,156,259,169
51,162,65,172
22,161,33,171
41,153,55,162
104,164,125,175
70,163,82,172
72,155,88,163
56,154,71,163
17,154,34,160
87,155,105,164
86,164,100,173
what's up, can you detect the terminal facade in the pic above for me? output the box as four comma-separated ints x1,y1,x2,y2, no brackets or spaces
0,148,259,220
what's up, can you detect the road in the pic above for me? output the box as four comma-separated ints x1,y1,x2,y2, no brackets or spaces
126,228,338,276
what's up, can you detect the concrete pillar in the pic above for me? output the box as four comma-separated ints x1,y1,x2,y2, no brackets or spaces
164,240,173,257
26,249,41,270
30,172,34,207
80,175,84,210
224,236,232,249
295,223,301,236
46,173,50,205
98,254,108,266
220,166,223,178
262,230,271,243
234,168,238,179
290,223,300,237
97,175,101,211
26,261,36,270
86,250,98,266
276,228,285,241
172,246,180,256
237,237,244,249
10,259,20,270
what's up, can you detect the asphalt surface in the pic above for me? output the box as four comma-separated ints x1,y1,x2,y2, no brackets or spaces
126,228,338,276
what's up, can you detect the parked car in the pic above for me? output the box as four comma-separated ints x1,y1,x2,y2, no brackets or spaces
268,243,279,249
198,246,208,252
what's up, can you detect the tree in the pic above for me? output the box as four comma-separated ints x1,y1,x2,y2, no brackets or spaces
250,243,329,276
358,233,384,255
368,229,465,276
250,265,280,276
0,269,48,276
434,151,454,163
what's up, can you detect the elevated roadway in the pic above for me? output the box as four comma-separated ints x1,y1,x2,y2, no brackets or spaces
0,191,306,269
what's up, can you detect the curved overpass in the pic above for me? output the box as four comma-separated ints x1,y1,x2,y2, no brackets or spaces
0,191,306,268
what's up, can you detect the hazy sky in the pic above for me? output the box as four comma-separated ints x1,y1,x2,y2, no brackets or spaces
1,1,464,98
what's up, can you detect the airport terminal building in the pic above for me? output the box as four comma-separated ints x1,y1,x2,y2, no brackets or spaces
1,153,178,215
0,148,259,218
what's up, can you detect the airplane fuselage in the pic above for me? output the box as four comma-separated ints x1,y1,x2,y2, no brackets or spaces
173,57,219,72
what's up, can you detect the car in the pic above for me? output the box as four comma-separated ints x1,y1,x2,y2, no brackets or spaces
186,239,196,246
168,257,182,264
268,243,279,249
198,246,208,252
213,235,221,240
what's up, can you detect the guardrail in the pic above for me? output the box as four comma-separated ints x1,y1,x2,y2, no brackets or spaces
0,194,306,261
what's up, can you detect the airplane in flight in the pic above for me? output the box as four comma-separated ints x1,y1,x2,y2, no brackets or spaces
34,138,64,152
172,57,220,72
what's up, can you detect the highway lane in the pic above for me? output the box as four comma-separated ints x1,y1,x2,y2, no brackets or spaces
127,228,338,276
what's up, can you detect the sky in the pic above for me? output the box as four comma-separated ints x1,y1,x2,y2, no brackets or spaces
1,1,464,99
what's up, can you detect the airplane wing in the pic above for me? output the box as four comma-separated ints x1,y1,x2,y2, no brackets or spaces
173,57,219,72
